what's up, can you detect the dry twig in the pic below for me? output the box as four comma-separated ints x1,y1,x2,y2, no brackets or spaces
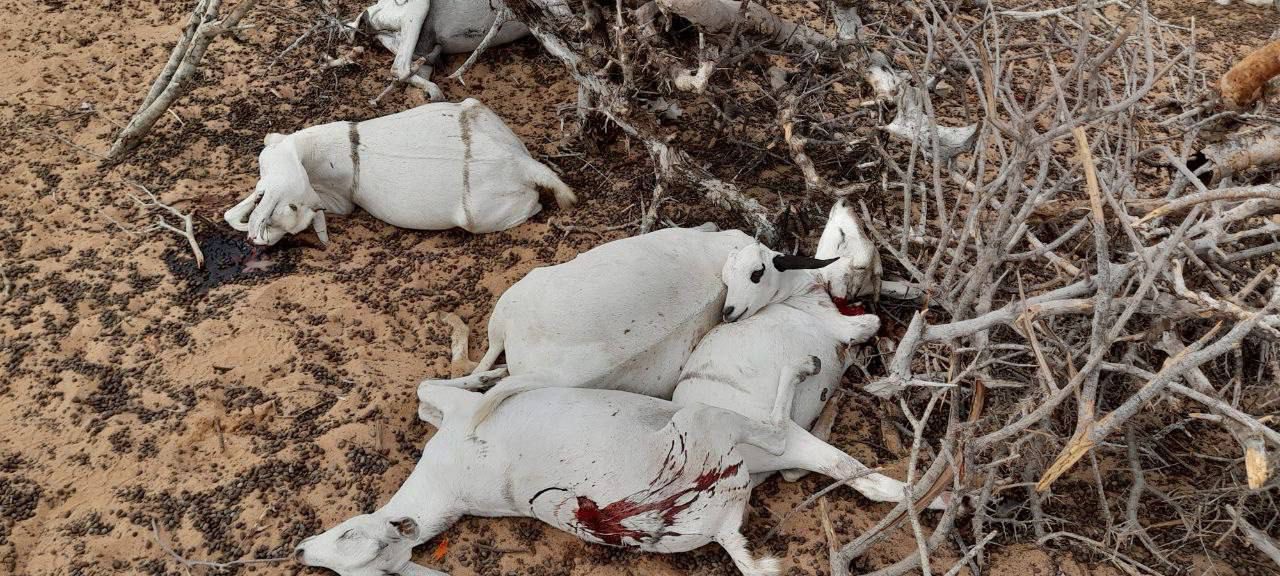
150,520,288,572
1226,506,1280,568
108,181,206,268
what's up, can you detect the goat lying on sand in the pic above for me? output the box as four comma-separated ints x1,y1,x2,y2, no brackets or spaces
426,207,940,508
355,0,572,100
224,99,574,246
674,200,947,508
422,226,841,432
296,358,824,576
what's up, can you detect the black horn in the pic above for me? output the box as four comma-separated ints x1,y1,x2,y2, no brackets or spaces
772,254,838,271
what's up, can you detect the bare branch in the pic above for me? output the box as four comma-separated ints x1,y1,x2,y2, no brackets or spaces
1225,506,1280,568
107,0,259,160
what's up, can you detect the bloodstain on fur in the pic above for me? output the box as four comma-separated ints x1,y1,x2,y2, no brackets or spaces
830,296,866,316
572,460,742,546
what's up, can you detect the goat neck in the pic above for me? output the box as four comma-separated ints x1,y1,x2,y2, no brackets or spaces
291,122,358,214
785,270,870,320
778,268,829,303
377,463,461,547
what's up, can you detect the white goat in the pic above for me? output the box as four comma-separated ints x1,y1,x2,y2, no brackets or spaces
355,0,571,100
296,359,823,576
674,200,947,509
430,226,797,431
224,99,575,246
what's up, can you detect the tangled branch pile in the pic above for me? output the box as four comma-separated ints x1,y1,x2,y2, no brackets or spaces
498,0,1279,573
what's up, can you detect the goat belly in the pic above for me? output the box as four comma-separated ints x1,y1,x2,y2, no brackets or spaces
350,140,467,230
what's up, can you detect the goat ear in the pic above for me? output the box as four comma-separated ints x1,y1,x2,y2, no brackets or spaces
772,254,838,271
388,517,419,540
311,210,329,245
225,190,263,232
263,133,286,147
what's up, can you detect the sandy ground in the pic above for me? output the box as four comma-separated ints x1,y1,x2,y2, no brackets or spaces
0,0,1275,575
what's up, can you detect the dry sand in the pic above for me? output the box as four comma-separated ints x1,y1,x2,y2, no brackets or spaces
0,0,1272,575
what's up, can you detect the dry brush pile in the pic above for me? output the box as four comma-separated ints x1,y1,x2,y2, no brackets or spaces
482,0,1280,573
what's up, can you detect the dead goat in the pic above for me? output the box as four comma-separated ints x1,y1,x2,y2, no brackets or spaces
295,358,825,576
425,224,849,433
353,0,572,100
425,225,753,430
676,200,949,509
224,99,574,246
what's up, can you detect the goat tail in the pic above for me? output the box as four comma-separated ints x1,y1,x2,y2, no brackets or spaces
429,311,476,376
466,378,539,435
753,556,782,576
525,159,577,210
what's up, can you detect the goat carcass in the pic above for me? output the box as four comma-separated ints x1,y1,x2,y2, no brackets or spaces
224,99,574,246
426,226,760,431
676,200,946,508
355,0,572,100
296,358,822,576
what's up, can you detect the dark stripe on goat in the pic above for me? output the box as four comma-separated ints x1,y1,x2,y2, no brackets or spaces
348,121,360,199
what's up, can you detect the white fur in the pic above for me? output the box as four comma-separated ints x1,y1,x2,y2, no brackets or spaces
815,199,881,301
720,201,879,323
356,0,572,99
296,361,819,576
224,99,574,246
675,202,947,509
440,226,753,431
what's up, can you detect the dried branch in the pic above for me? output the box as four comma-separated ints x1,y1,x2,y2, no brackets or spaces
883,87,978,163
448,5,517,82
109,181,205,268
1200,125,1280,183
1225,506,1280,568
941,531,996,576
107,0,259,160
656,0,832,49
1037,286,1280,491
150,520,287,572
1135,183,1280,225
505,0,779,241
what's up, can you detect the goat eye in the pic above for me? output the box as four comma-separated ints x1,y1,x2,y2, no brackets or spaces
341,529,355,540
289,203,298,211
750,264,765,284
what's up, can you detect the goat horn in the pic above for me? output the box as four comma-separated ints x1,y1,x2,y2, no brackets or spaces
312,210,329,245
772,254,838,271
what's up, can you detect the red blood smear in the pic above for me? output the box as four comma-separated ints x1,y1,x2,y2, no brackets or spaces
574,462,742,546
830,297,866,316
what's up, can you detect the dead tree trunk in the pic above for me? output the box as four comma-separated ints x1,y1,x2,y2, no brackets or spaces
106,0,258,161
